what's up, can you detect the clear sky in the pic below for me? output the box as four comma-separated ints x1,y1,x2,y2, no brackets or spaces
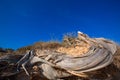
0,0,120,49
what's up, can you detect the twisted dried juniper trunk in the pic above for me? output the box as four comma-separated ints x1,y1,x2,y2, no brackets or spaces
16,33,117,80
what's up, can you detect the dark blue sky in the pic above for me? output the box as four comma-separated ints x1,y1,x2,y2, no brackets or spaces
0,0,120,49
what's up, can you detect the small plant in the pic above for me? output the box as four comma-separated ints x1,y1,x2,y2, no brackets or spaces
62,32,77,47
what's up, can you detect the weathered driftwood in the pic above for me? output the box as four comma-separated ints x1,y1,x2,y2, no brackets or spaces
0,32,118,80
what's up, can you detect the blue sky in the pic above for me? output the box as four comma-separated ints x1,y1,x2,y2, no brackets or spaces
0,0,120,49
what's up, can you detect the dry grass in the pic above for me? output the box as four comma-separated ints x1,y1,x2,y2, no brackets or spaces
33,42,62,50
